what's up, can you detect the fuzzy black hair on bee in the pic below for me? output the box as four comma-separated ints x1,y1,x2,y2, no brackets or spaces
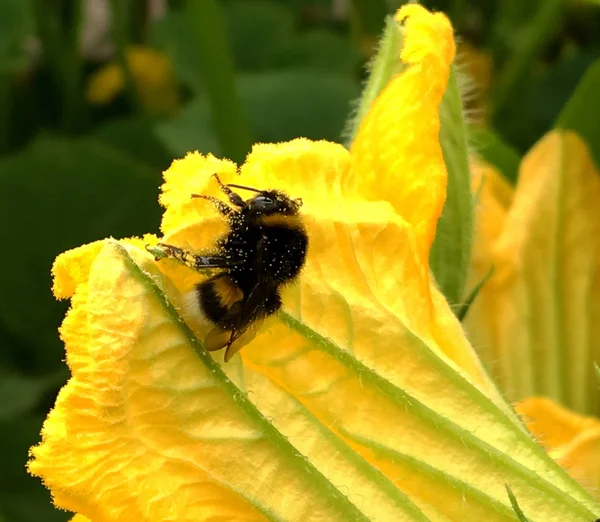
148,174,308,361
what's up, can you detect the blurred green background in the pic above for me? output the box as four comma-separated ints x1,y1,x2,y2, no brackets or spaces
0,0,599,520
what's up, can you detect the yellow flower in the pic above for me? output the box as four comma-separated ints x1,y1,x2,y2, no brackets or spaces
517,397,600,495
465,131,600,416
466,130,600,499
29,6,600,522
86,46,180,115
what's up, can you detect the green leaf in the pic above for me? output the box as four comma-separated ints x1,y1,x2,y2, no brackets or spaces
0,415,68,521
0,136,162,370
0,0,33,72
0,369,66,420
184,0,253,163
556,58,600,168
349,0,388,43
430,66,473,307
151,4,360,89
470,125,521,184
222,0,295,70
94,116,173,170
527,53,596,142
0,489,68,522
155,98,221,158
492,0,564,123
0,374,44,421
149,10,205,92
283,30,364,75
156,70,360,157
151,2,253,162
239,70,360,143
150,1,296,89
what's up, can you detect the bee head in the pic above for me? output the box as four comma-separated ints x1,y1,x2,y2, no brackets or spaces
247,190,302,216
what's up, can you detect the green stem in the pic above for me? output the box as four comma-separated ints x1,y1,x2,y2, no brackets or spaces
108,0,143,112
492,0,563,122
344,16,404,146
185,0,252,163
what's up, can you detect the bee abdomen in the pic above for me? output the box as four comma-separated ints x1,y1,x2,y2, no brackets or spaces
197,275,243,325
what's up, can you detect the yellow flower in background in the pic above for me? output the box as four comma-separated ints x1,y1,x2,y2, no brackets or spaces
517,397,600,496
86,46,180,115
465,131,600,416
28,5,600,522
466,131,600,499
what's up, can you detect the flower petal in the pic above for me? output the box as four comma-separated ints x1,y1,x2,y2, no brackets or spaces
158,139,598,518
32,140,600,520
517,397,600,450
234,139,489,384
32,241,387,521
153,128,597,517
350,4,455,261
518,397,600,495
71,515,91,522
467,131,600,413
464,162,514,383
560,427,600,495
31,4,600,519
159,151,237,238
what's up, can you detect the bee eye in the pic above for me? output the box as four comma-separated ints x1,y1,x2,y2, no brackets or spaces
251,196,276,211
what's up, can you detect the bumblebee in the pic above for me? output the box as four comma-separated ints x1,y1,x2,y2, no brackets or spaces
148,174,308,362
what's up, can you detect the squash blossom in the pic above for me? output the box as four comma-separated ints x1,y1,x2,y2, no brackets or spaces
465,130,600,497
517,397,600,496
86,46,180,115
29,5,600,522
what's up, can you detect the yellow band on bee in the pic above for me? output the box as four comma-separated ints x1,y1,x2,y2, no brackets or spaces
212,276,244,307
259,214,305,230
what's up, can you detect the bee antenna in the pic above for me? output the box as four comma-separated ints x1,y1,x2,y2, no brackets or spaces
226,183,262,193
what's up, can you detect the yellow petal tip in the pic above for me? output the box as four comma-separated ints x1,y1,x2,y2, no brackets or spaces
396,4,455,69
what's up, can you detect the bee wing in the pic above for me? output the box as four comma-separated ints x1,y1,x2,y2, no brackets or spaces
202,322,261,361
202,299,249,359
223,325,261,362
205,283,276,362
221,284,276,361
203,327,233,353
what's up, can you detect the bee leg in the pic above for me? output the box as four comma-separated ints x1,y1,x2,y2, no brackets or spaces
211,173,247,209
146,243,241,270
191,194,236,218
